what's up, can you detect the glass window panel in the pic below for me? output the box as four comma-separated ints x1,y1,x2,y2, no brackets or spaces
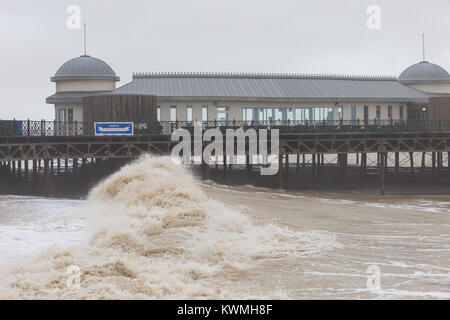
274,108,283,121
337,107,342,121
287,107,293,121
202,106,208,122
170,106,177,122
216,106,229,122
186,105,192,122
351,105,356,121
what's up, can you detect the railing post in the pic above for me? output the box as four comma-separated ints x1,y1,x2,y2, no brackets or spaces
53,120,57,136
41,119,45,136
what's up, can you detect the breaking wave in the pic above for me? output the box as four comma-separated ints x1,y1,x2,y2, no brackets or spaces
0,155,340,299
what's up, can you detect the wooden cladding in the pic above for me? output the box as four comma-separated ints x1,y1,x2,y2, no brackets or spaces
429,97,450,120
82,95,157,122
407,98,450,121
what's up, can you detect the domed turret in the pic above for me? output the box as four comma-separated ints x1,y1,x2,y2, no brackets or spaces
46,55,120,122
398,61,450,94
51,55,120,82
399,61,450,84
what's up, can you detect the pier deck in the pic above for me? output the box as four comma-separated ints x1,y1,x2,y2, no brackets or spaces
1,119,450,195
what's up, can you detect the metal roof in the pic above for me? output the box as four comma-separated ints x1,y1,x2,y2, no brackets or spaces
110,72,430,103
51,55,120,82
46,91,110,104
399,61,450,84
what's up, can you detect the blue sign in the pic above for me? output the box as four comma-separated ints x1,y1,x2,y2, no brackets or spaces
94,122,134,136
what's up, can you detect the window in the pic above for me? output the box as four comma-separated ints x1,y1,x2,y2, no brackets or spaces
258,107,273,122
56,108,66,122
274,108,283,121
157,106,160,122
364,105,369,122
243,107,274,122
170,106,177,122
216,106,230,122
287,108,294,121
388,105,393,121
186,105,193,122
56,108,73,122
274,108,294,122
399,105,404,120
243,108,252,122
376,106,381,121
312,107,333,121
202,105,208,122
351,105,357,121
295,107,311,122
337,106,343,121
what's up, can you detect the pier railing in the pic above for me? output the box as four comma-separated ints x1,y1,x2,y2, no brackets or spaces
1,119,450,137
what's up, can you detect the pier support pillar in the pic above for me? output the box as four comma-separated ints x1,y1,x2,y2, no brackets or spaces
43,158,49,197
296,154,300,172
409,152,414,174
32,160,37,179
17,160,21,179
285,154,289,181
57,158,61,174
24,160,28,180
202,161,210,180
338,153,348,188
246,154,252,180
223,155,227,182
385,152,388,175
421,152,426,174
437,152,442,180
278,153,284,189
361,153,367,175
312,153,316,176
316,154,321,176
395,152,399,174
448,152,450,174
380,152,386,195
432,152,436,180
65,158,69,173
202,142,209,180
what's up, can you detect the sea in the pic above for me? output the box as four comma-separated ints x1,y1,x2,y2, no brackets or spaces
0,155,449,299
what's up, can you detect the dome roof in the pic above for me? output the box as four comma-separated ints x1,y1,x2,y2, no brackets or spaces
398,61,450,84
51,55,120,82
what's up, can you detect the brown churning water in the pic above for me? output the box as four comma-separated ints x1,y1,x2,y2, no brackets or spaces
0,155,339,299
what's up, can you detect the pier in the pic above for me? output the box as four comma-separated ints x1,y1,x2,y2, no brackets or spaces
1,119,450,196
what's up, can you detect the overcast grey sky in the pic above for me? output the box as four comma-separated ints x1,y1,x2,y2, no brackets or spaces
1,0,449,120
